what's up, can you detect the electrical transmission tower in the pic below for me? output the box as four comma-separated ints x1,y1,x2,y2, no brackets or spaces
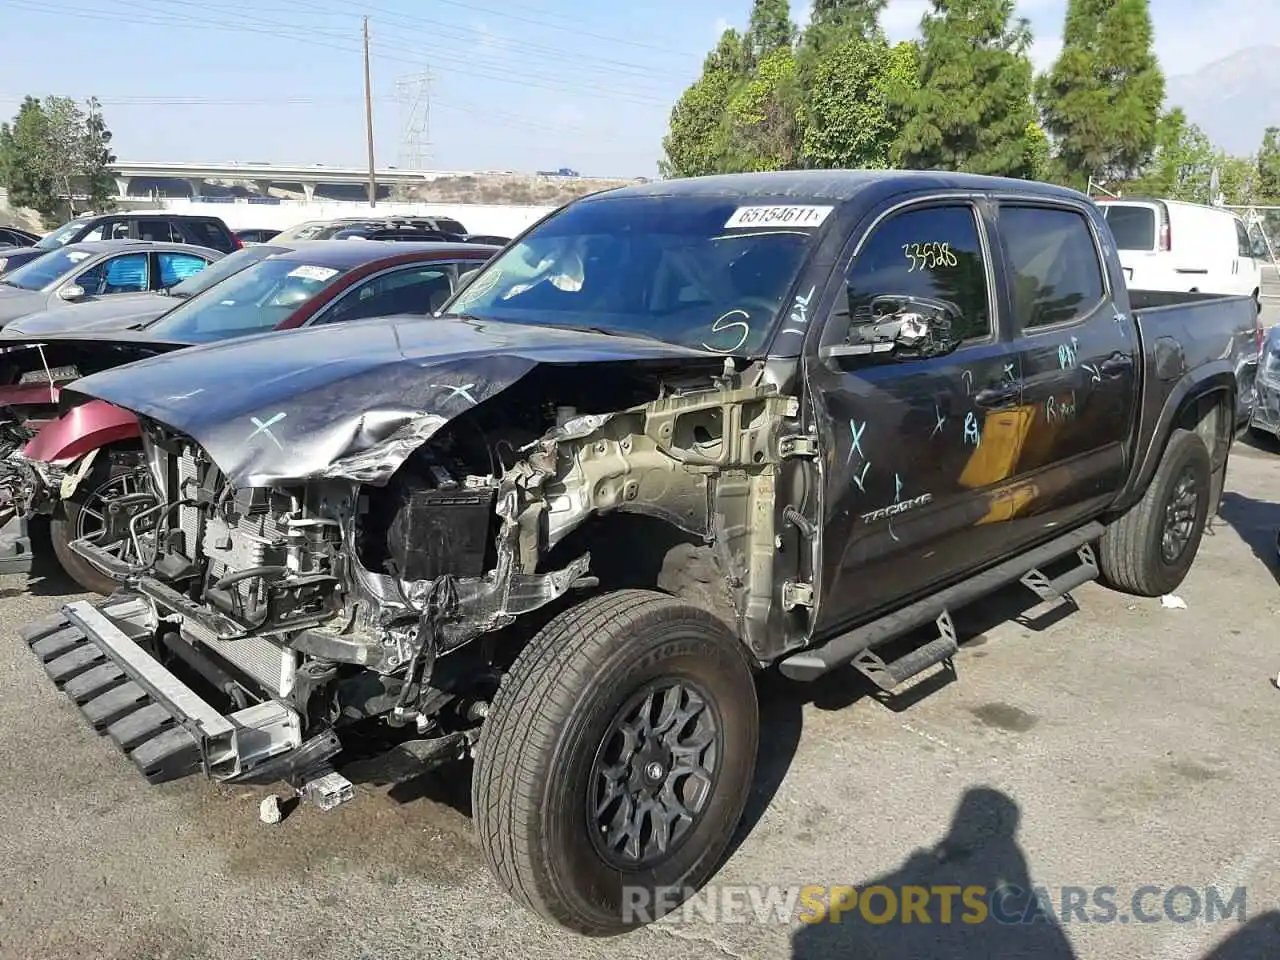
395,71,432,169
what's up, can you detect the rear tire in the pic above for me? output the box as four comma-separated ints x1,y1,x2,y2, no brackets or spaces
1098,428,1212,596
50,447,144,595
472,589,758,936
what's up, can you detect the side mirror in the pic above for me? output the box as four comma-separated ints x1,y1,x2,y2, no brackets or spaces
57,284,85,302
821,294,963,364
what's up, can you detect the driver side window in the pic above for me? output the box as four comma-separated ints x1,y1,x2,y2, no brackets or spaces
831,205,991,345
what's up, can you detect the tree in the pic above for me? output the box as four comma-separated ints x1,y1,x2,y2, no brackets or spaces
746,0,794,60
660,30,750,178
800,38,918,169
1129,108,1215,201
1036,0,1164,188
803,0,887,56
1024,121,1051,181
83,97,117,212
888,0,1039,178
1217,153,1258,207
724,47,802,171
0,97,56,218
0,95,117,225
1257,127,1280,202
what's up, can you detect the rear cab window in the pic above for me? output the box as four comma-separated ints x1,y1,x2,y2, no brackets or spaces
1100,204,1156,251
999,205,1107,330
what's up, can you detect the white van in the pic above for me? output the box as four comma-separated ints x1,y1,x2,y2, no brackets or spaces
1096,198,1267,308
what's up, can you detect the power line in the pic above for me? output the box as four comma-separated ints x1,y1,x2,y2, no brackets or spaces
23,0,682,106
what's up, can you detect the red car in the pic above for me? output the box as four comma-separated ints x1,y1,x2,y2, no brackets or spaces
0,239,498,592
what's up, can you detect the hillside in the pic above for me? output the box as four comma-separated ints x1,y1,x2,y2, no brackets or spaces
1165,46,1280,156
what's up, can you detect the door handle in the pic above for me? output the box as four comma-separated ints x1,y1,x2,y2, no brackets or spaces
1099,353,1133,375
974,383,1021,408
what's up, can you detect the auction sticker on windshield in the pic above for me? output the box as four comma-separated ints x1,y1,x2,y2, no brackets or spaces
287,265,340,282
724,205,833,229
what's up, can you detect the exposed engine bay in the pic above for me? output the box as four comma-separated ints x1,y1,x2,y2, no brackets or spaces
68,359,809,771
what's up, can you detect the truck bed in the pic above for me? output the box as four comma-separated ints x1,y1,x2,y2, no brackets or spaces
1121,286,1259,511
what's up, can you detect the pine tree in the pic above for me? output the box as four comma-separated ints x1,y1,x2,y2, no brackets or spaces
83,97,117,213
802,0,887,58
888,0,1038,178
1035,0,1164,188
746,0,794,60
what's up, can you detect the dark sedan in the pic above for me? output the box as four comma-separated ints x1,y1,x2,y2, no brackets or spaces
0,226,40,248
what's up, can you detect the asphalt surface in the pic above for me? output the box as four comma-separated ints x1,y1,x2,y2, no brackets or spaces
0,279,1279,960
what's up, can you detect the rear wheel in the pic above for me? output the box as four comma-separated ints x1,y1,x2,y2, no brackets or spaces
50,447,147,594
472,589,758,935
1098,428,1212,596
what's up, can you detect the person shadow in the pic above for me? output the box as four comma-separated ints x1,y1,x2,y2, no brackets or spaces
791,786,1077,960
1216,490,1280,585
1200,910,1280,957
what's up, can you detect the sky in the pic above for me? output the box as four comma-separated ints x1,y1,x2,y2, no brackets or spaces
1,0,1274,179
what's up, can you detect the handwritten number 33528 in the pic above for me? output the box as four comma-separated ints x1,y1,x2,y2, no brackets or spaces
901,242,958,272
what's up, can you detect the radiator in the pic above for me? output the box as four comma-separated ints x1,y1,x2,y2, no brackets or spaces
181,617,297,698
177,449,201,559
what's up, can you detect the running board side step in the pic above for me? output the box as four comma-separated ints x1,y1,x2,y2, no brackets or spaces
780,522,1105,684
21,598,306,785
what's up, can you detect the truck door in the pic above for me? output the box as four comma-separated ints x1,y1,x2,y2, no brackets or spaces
807,198,1026,633
993,201,1139,543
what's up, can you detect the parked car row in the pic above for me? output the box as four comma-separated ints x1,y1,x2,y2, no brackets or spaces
4,172,1268,938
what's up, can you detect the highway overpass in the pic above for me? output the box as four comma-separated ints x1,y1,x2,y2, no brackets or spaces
111,160,528,201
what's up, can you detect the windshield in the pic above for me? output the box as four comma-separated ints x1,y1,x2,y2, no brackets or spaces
167,244,284,298
145,256,349,342
35,220,88,250
0,247,93,290
443,196,824,353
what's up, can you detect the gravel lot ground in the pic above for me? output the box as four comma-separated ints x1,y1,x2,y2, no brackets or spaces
1,286,1279,960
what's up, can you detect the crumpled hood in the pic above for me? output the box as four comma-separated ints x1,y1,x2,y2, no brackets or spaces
66,313,722,488
2,293,176,337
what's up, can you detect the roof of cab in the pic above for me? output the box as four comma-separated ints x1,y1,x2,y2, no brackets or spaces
586,169,1089,205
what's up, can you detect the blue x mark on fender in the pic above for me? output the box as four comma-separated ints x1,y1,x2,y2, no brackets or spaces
248,411,287,449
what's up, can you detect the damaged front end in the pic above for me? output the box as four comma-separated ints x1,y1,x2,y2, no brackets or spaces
46,356,811,796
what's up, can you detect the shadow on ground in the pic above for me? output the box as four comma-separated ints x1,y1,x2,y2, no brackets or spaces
791,787,1077,959
788,786,1280,960
1217,491,1280,584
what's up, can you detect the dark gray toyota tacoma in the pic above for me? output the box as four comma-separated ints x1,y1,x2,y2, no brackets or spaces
20,171,1261,935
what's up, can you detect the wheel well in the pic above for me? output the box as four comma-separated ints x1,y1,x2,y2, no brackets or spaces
1175,388,1232,510
543,514,738,635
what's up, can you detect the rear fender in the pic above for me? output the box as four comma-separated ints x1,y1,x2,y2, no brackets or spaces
1116,362,1235,514
21,399,141,466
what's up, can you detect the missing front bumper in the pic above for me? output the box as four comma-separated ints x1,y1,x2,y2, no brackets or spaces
21,597,305,784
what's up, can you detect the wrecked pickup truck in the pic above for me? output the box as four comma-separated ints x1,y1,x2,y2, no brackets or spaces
21,171,1259,935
